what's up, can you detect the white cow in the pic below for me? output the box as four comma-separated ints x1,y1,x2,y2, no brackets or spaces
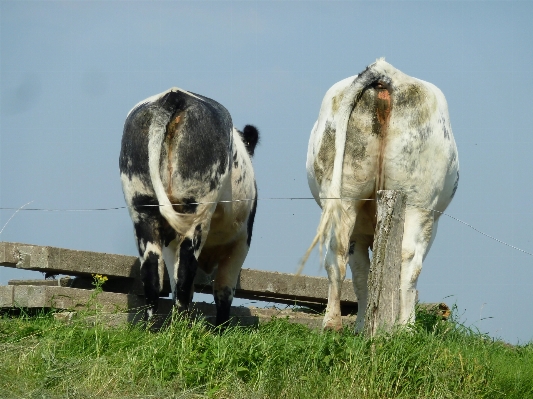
304,59,459,332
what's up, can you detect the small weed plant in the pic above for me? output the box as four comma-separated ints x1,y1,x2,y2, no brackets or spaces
85,274,109,314
88,274,108,358
0,305,531,398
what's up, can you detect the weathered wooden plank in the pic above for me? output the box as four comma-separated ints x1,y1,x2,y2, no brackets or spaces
233,268,356,307
364,190,407,337
0,285,173,314
0,242,140,278
0,242,358,306
0,285,14,308
8,277,73,287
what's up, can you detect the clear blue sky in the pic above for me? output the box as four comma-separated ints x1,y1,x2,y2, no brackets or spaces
1,1,532,344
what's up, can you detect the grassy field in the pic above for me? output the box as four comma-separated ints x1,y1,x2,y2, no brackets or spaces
0,305,532,399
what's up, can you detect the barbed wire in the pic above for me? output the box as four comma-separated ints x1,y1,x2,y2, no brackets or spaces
412,205,533,257
0,196,532,257
0,197,370,211
0,201,34,235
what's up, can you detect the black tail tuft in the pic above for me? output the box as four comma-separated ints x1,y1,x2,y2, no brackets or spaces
241,125,260,157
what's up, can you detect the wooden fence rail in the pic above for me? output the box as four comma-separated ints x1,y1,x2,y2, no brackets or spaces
0,242,362,328
0,241,357,312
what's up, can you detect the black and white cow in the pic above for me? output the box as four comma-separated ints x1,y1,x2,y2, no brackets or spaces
304,59,459,332
119,87,259,326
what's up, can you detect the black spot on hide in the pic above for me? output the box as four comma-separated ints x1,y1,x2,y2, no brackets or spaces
132,194,160,218
131,194,176,249
417,125,432,143
314,121,336,185
442,117,450,140
119,106,153,185
173,197,198,214
451,171,459,199
246,182,258,247
134,223,152,257
172,92,232,183
193,224,202,252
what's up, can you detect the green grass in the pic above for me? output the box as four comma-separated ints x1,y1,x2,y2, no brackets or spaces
0,307,532,399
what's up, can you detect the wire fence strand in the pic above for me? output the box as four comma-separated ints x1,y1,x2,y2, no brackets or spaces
0,196,371,211
1,196,532,257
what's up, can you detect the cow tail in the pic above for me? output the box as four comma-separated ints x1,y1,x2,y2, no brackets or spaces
298,74,370,274
297,109,351,274
147,112,195,240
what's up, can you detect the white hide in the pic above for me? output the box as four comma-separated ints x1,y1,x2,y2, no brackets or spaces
305,59,459,331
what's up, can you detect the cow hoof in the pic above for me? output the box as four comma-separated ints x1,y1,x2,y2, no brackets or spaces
323,320,343,332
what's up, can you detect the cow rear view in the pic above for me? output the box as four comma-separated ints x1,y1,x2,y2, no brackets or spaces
120,88,259,326
305,59,459,332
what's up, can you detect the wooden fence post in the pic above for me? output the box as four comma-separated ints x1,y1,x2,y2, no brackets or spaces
364,190,407,337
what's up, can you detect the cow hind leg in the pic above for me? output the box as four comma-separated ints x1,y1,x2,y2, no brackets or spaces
348,235,373,333
213,238,249,327
171,217,212,314
322,201,358,331
134,225,165,320
399,207,435,325
174,238,198,314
